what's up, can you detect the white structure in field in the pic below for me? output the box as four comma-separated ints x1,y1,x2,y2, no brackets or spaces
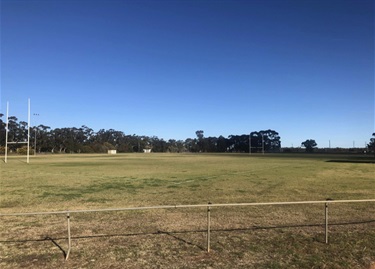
143,149,151,153
108,150,117,154
5,99,31,163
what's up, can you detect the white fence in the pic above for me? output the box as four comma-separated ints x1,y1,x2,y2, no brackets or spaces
1,199,374,260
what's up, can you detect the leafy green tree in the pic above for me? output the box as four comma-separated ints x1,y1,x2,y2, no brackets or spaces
176,140,186,152
249,132,262,153
216,136,228,152
81,125,94,144
0,113,5,146
184,138,197,152
103,142,115,150
195,130,205,152
167,139,178,153
4,116,23,152
147,136,165,152
228,135,249,152
260,129,281,152
2,112,287,154
206,136,218,152
33,124,52,153
301,139,317,153
367,133,375,156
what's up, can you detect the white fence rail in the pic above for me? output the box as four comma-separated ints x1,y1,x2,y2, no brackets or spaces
1,199,374,260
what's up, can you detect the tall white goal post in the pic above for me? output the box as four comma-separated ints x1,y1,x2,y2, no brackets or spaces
4,99,31,164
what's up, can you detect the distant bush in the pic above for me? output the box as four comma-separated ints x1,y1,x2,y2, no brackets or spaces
103,142,115,150
81,145,95,153
16,146,34,155
91,143,108,153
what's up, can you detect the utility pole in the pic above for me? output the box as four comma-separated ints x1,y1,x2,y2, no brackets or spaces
249,133,251,154
5,102,9,163
261,134,264,155
27,98,30,164
33,113,39,155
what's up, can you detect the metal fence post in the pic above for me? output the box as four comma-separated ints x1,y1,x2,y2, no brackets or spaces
66,212,72,260
325,200,330,244
207,202,211,252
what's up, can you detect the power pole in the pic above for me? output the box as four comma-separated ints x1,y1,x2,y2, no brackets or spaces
33,113,39,155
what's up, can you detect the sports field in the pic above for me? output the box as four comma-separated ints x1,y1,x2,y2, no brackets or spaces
0,153,374,268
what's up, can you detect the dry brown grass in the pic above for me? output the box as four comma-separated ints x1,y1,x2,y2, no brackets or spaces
0,153,374,268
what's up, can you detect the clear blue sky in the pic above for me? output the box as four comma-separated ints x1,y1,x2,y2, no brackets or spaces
1,0,374,148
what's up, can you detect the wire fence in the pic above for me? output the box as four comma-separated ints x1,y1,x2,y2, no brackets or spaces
1,199,374,261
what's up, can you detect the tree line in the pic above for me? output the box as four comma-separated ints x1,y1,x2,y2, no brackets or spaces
2,114,374,154
0,114,281,154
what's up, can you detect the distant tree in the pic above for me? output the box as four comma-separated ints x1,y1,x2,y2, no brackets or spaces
228,134,248,152
2,112,288,155
52,128,70,153
176,140,186,152
34,124,52,153
148,136,165,152
0,113,5,146
205,136,217,152
216,135,228,152
248,132,262,153
167,139,178,153
260,129,281,152
301,139,317,153
195,130,204,140
195,130,205,152
184,138,197,152
81,125,94,144
4,116,27,152
6,116,18,142
367,133,375,156
103,142,115,150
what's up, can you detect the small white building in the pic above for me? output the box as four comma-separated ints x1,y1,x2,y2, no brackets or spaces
143,149,151,153
108,150,117,154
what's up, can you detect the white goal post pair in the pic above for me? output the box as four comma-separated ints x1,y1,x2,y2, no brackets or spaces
4,99,31,163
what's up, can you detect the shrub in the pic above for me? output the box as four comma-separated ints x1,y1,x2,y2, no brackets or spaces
81,145,95,153
16,146,34,155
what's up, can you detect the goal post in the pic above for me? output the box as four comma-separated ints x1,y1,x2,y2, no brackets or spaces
4,99,31,164
249,132,265,155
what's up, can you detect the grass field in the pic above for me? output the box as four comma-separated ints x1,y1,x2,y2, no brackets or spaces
0,153,374,268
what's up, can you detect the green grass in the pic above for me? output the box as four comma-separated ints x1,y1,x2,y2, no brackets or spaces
1,153,374,211
0,153,374,268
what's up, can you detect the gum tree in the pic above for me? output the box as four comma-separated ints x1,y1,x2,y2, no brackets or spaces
301,139,317,153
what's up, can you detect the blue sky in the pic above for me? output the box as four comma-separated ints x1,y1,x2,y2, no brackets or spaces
1,0,374,148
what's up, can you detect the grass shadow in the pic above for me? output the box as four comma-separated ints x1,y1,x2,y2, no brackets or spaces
326,159,375,164
157,230,205,251
325,155,375,163
1,219,373,253
0,236,68,259
44,236,68,259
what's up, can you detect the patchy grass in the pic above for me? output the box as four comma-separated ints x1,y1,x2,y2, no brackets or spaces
0,153,374,268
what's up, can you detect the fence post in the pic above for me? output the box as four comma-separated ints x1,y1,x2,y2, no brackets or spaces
207,202,211,252
66,212,72,260
325,199,332,244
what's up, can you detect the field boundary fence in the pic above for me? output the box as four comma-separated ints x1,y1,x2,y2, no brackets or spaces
1,199,374,261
